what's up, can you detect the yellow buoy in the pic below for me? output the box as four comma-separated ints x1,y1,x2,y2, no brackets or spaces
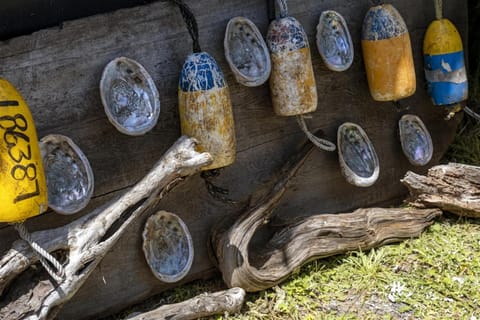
361,4,416,102
423,1,467,108
0,79,48,223
178,52,236,171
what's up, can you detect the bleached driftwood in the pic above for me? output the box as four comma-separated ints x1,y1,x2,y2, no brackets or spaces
0,136,212,320
128,287,246,320
402,162,480,218
212,141,442,292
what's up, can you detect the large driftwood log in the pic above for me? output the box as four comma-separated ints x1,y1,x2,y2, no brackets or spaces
0,136,212,320
402,163,480,218
212,141,442,292
128,287,246,320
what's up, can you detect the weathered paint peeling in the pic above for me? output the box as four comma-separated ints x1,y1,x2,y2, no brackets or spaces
423,18,468,105
267,16,317,116
361,4,415,102
178,52,236,171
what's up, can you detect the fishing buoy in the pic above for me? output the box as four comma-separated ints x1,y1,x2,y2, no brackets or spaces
178,52,236,171
0,79,65,282
266,0,335,152
266,4,316,116
0,79,48,223
423,0,467,110
361,3,416,102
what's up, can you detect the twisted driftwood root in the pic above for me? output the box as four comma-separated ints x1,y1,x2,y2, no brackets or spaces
0,136,212,320
402,163,480,218
212,141,442,292
128,287,246,320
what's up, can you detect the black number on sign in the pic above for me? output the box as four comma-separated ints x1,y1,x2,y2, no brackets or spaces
14,180,40,203
0,100,20,107
0,114,28,132
11,163,37,181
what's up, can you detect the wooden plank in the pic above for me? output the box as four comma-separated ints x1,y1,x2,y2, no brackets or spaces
0,0,467,319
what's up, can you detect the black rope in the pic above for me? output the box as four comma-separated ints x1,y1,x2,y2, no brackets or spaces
170,0,201,53
391,100,410,112
268,0,276,21
201,170,237,204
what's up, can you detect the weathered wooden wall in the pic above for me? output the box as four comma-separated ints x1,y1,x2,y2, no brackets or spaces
0,0,467,318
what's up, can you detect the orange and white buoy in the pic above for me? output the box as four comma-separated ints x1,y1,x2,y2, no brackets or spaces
361,3,416,102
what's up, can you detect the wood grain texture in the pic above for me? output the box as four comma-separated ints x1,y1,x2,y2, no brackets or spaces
212,138,441,292
0,0,467,319
402,163,480,217
128,287,246,320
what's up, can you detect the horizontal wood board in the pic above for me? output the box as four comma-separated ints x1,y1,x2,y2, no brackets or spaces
0,0,466,318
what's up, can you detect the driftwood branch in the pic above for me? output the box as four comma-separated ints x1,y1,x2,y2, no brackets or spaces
128,287,246,320
401,162,480,218
212,141,441,292
0,136,212,320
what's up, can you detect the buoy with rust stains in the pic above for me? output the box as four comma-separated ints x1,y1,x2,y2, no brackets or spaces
423,0,467,111
178,52,236,171
265,0,336,152
0,79,48,223
361,3,416,102
266,2,317,117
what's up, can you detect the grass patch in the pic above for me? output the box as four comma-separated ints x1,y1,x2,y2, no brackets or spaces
217,216,480,319
111,216,480,320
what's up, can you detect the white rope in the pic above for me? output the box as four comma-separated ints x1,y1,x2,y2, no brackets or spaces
14,222,65,283
434,0,442,20
296,115,336,152
463,106,480,122
275,0,288,18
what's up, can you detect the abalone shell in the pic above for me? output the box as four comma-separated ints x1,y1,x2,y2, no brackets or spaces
338,122,379,187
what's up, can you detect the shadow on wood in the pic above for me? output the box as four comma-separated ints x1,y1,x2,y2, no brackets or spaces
0,0,467,318
212,139,442,292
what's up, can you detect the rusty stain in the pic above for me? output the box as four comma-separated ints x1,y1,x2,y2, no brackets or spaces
269,47,317,116
178,86,236,171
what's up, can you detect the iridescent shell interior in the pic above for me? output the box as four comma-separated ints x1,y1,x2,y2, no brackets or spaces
142,210,194,283
399,114,433,166
40,134,94,214
316,10,354,72
337,123,379,187
224,16,271,87
100,57,160,135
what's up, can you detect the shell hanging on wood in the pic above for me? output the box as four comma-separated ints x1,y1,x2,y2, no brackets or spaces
337,122,379,187
399,114,433,166
224,16,271,87
40,134,94,215
316,10,353,72
100,57,160,135
142,210,194,283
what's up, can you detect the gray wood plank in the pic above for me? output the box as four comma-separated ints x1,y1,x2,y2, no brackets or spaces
0,0,467,318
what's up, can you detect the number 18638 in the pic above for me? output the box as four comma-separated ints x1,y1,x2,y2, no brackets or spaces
0,100,40,203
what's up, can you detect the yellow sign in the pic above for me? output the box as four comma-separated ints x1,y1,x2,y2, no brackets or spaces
0,79,48,223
